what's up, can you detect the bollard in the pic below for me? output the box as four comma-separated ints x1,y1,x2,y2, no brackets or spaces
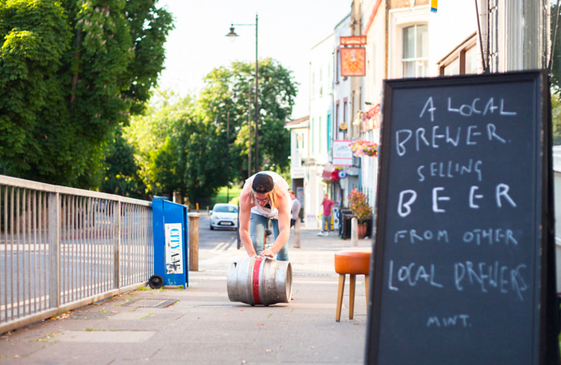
188,213,201,271
293,219,301,248
351,217,358,246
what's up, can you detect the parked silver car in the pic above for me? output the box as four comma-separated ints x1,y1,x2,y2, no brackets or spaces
209,203,238,230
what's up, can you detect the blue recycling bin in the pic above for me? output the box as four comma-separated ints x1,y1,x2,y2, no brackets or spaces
150,197,189,288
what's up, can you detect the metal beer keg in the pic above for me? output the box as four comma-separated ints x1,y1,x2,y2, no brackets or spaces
227,256,292,306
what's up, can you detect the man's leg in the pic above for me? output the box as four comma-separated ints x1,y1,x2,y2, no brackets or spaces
321,215,329,234
271,219,288,261
250,213,267,256
326,214,332,232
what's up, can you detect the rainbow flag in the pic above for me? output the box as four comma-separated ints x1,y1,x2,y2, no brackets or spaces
431,0,438,12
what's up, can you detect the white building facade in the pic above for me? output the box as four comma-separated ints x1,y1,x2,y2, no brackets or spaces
303,34,335,228
288,0,550,230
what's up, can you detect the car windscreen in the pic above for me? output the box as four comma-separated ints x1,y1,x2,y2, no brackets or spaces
214,205,238,213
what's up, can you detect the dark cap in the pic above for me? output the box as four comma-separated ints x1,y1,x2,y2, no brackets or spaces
252,173,274,194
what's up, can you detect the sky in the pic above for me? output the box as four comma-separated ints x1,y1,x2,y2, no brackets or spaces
156,0,352,119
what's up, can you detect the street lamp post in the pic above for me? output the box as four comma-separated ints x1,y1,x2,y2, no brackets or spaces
248,81,252,177
226,110,230,202
226,13,259,173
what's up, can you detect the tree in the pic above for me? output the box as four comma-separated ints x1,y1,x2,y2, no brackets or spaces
125,91,194,197
0,0,71,176
197,58,297,183
123,58,297,205
0,0,173,188
100,125,147,198
552,2,561,94
551,92,561,145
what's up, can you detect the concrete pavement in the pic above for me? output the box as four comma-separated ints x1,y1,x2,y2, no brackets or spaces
0,228,373,365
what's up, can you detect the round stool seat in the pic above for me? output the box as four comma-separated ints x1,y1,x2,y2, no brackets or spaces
334,249,371,275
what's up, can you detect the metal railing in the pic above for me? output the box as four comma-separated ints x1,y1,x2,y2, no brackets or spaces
0,175,153,334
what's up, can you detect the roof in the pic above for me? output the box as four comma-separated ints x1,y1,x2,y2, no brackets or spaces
285,116,309,127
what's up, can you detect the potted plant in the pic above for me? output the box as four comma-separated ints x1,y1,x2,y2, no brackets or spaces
349,139,378,157
347,188,373,238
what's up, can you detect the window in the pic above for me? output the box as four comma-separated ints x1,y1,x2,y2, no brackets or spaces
336,49,340,84
319,68,323,97
402,24,428,77
464,46,478,74
438,33,479,76
443,58,459,76
343,99,348,138
311,118,315,153
312,72,315,99
335,101,340,138
318,116,322,153
326,113,331,153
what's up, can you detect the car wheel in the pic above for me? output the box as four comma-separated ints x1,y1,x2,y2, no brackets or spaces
210,225,214,230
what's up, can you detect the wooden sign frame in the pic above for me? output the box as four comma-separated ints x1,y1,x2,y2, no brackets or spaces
366,71,558,365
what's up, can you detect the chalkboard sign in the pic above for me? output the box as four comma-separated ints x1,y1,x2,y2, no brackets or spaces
366,71,559,364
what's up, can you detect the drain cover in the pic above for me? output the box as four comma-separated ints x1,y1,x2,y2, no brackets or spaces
122,298,178,308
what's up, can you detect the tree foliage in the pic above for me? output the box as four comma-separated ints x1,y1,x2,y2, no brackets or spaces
550,3,561,145
197,58,296,182
124,59,297,204
551,92,561,146
552,3,561,95
0,0,71,176
101,125,146,198
0,0,173,188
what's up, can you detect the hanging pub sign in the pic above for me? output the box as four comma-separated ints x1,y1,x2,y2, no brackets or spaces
366,71,559,365
340,47,365,77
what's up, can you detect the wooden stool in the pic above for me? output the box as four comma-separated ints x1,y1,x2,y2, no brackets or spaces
334,248,371,322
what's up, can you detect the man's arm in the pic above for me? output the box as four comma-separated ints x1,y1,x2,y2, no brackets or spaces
261,188,291,258
238,185,256,258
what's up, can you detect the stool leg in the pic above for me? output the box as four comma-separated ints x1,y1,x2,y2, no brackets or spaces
336,274,345,322
365,274,370,310
349,274,356,320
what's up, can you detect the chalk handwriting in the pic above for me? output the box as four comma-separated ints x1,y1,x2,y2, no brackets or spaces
397,184,517,217
392,228,517,245
394,229,449,244
417,160,483,182
419,96,436,122
447,97,517,117
388,260,444,291
419,96,517,121
454,261,528,301
427,314,470,328
395,124,506,156
462,228,518,245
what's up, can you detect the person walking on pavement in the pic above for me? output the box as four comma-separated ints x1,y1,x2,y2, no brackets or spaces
239,171,292,261
318,193,334,236
289,190,301,228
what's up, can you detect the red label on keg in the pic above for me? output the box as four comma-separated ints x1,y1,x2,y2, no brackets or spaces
252,257,262,304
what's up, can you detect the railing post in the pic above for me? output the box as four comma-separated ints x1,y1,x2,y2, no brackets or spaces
114,201,121,289
49,192,60,309
188,213,200,271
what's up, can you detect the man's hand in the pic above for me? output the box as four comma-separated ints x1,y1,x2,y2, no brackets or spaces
260,248,276,258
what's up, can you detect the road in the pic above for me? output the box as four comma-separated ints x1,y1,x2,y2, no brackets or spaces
195,213,239,252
